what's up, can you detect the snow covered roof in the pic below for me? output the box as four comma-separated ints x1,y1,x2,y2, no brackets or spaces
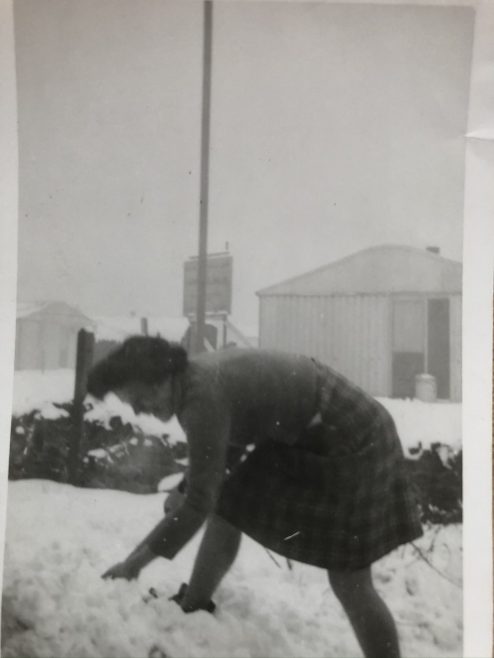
95,316,190,342
257,245,463,297
17,302,47,318
229,320,258,341
16,301,95,326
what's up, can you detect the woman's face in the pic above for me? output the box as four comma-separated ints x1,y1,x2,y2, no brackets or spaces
115,379,174,421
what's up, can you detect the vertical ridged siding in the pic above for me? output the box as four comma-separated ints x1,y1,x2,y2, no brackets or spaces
260,292,463,401
259,294,390,396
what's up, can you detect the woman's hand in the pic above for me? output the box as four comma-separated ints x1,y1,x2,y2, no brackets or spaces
102,560,140,580
102,544,156,580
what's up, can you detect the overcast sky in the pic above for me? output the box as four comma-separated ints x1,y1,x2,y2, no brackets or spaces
14,0,474,328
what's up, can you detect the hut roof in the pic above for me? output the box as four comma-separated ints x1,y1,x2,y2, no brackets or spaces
17,301,95,326
257,245,462,297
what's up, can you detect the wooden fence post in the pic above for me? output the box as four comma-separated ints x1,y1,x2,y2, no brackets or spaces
68,328,95,484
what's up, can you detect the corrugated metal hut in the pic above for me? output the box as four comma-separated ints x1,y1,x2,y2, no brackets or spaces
257,245,462,401
15,301,96,370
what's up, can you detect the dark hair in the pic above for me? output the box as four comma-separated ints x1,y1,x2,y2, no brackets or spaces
87,335,188,399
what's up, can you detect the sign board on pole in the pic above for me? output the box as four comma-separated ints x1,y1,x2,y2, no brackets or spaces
183,252,233,316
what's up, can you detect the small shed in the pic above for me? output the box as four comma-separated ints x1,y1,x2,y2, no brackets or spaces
257,245,462,401
15,301,96,370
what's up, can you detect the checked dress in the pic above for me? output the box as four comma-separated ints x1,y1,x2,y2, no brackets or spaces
216,358,423,570
152,348,423,570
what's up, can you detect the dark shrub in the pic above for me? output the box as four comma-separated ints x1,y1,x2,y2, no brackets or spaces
9,410,462,523
9,404,186,494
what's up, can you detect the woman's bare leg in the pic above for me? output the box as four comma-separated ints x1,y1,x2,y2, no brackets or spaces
181,514,242,611
328,567,400,658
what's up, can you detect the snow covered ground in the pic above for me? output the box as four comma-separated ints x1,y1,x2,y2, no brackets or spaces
11,369,461,453
2,480,462,658
6,369,462,656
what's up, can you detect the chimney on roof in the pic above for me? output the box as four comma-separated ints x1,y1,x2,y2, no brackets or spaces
426,246,440,255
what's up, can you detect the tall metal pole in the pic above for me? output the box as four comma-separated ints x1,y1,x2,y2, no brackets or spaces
195,1,213,353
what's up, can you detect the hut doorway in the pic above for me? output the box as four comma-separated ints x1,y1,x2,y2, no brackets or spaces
391,297,451,399
427,298,450,399
391,299,425,398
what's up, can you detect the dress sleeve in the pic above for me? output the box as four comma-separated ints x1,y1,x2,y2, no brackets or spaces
145,395,230,560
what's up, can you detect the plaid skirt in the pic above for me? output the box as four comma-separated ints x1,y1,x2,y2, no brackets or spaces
215,395,423,571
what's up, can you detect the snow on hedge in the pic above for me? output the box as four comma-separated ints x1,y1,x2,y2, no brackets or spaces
85,393,186,446
12,370,186,444
11,370,461,451
377,398,462,451
2,480,462,658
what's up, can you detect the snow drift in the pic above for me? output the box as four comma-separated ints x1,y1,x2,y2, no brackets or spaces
2,481,462,658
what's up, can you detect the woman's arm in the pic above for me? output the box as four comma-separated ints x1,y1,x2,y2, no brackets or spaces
102,543,156,580
101,501,204,580
146,398,229,558
102,397,229,579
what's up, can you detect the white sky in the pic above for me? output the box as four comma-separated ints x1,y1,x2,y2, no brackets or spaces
14,0,475,327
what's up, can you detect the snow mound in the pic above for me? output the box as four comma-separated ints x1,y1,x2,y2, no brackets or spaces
2,481,462,658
